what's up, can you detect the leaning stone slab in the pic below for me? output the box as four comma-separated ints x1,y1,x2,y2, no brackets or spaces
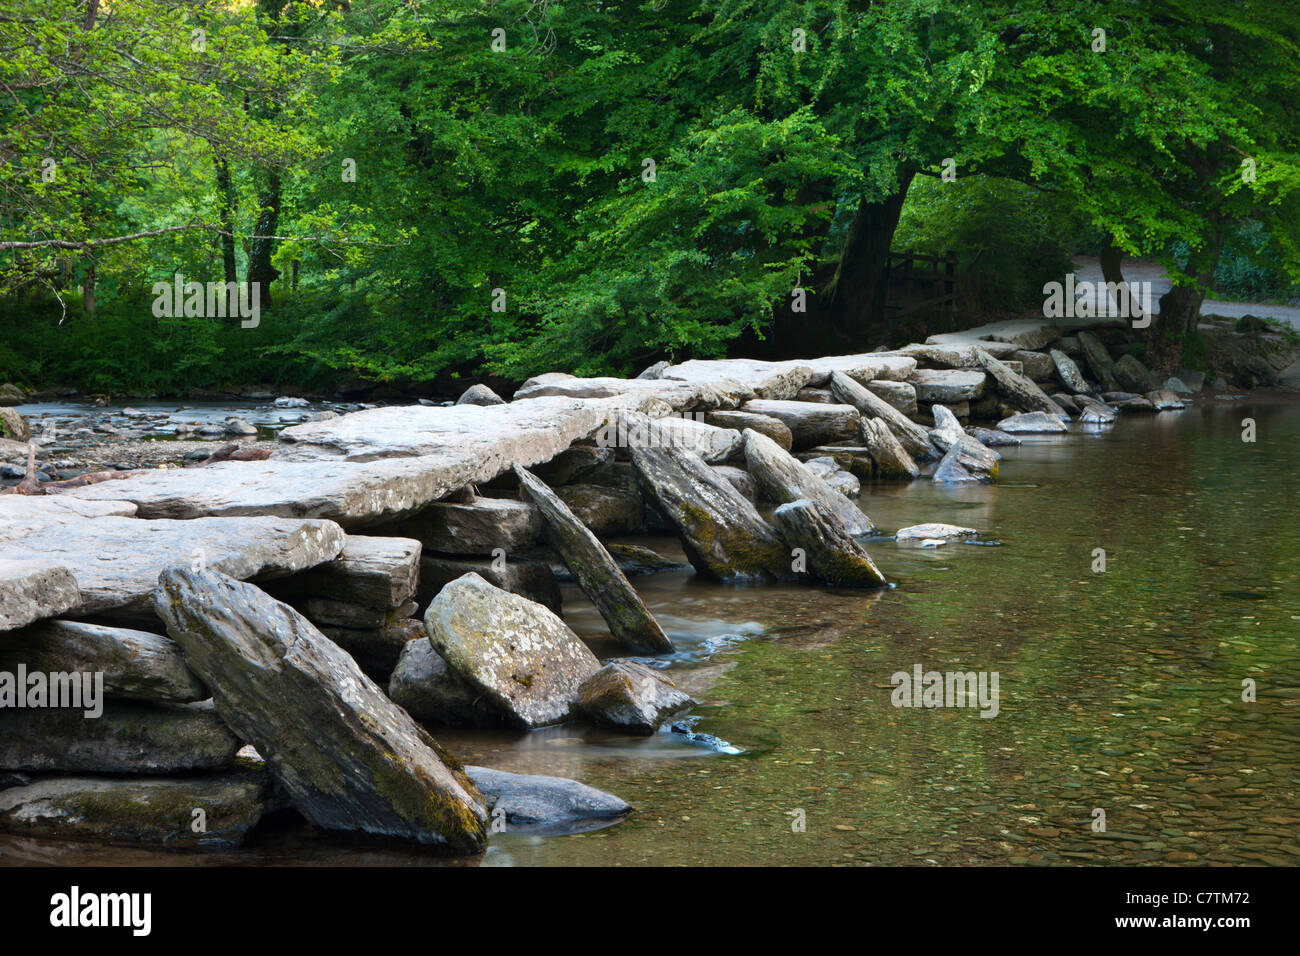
0,515,345,620
743,429,874,534
398,497,541,555
578,661,694,735
928,433,1000,479
0,620,206,703
0,774,267,849
154,568,487,852
274,534,420,608
1050,348,1090,393
465,766,630,835
738,399,860,449
907,369,987,403
932,443,988,484
629,442,789,582
830,371,938,462
860,418,919,480
929,404,966,448
1077,331,1121,392
388,637,497,728
976,349,1067,417
896,523,980,542
0,559,79,632
996,411,1068,434
771,499,887,588
0,700,240,773
516,466,672,654
424,573,600,729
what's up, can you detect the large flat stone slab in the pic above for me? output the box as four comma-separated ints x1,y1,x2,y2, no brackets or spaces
0,559,79,632
661,359,814,401
0,774,268,848
272,534,421,608
0,620,207,703
0,701,240,773
512,376,713,411
276,395,647,463
907,369,987,403
0,515,345,618
799,353,917,387
0,496,138,520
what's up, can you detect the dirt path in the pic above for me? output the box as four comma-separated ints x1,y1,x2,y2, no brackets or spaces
1073,255,1300,331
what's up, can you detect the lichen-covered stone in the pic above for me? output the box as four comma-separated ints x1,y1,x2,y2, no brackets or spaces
0,700,240,773
0,773,267,849
425,573,600,729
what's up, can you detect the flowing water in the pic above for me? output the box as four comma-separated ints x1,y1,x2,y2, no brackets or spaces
4,397,1298,866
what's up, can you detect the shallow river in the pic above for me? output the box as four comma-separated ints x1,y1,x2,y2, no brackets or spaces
4,397,1298,866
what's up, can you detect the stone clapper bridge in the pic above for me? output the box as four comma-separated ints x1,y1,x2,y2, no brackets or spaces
2,316,1175,852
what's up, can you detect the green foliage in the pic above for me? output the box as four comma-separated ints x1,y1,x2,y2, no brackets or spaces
2,0,1298,393
895,174,1086,313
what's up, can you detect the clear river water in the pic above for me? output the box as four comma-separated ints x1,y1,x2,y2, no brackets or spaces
3,395,1298,867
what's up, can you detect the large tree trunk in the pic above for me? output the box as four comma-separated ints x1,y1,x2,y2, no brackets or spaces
1149,236,1223,375
246,173,281,307
215,157,238,285
1099,233,1124,287
822,170,916,345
